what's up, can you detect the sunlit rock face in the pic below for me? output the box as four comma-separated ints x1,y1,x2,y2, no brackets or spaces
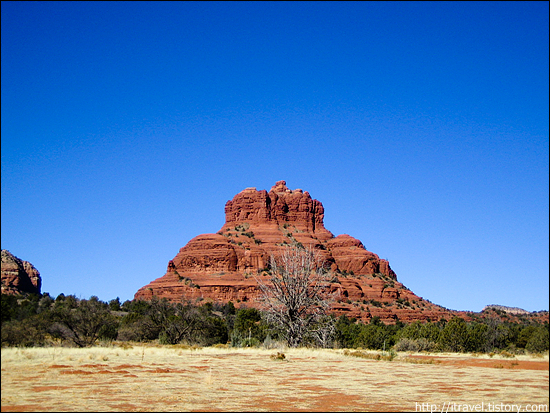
134,181,456,323
1,249,41,296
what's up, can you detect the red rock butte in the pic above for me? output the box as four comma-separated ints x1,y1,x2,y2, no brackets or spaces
134,181,459,323
1,249,41,296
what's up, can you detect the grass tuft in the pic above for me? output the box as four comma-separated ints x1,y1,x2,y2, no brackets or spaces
270,352,286,361
342,349,397,361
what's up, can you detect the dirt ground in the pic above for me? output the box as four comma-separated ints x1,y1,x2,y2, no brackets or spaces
1,345,548,412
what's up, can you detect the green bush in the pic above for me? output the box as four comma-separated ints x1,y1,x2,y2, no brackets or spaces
50,296,118,347
1,315,48,347
526,326,549,353
394,337,437,352
439,317,469,352
232,308,265,344
240,337,261,347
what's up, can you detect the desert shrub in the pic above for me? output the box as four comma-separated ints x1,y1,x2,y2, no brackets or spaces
394,338,417,352
198,315,229,346
439,317,469,352
240,337,261,347
115,327,137,342
18,294,42,319
420,322,441,343
49,296,118,347
231,308,266,346
500,343,525,355
270,351,286,360
343,349,396,361
229,330,242,347
393,337,436,352
158,303,204,345
526,326,549,353
334,315,362,348
382,349,397,361
223,301,236,316
230,331,261,347
465,322,488,353
98,321,119,342
120,299,133,312
483,319,513,352
499,350,515,358
516,325,539,348
1,294,18,323
117,315,157,342
1,315,48,347
117,297,178,342
401,356,439,365
108,297,121,311
343,349,380,360
262,334,284,349
355,323,394,350
158,331,173,345
1,293,43,323
410,338,435,352
37,293,54,314
396,321,423,341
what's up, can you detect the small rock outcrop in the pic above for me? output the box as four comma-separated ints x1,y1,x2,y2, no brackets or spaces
134,181,456,323
1,249,41,296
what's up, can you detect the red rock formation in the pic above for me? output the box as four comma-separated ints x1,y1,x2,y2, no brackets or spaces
134,181,456,323
1,249,41,296
326,234,397,278
223,181,333,240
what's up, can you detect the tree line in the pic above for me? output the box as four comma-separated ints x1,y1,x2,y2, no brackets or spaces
1,292,548,354
2,245,548,353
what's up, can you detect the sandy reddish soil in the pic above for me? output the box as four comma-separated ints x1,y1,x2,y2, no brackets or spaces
1,346,548,412
404,354,549,370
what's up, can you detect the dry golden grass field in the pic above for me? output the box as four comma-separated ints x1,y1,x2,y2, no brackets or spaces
1,344,548,412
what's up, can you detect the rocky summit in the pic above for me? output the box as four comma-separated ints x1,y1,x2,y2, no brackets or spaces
1,249,41,296
134,181,459,323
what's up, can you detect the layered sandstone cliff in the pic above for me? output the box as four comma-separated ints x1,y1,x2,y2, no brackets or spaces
135,181,455,323
1,249,41,296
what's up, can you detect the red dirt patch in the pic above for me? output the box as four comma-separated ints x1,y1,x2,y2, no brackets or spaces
405,355,549,370
112,364,142,369
32,386,71,392
145,367,174,373
2,405,43,412
104,403,138,411
59,369,95,375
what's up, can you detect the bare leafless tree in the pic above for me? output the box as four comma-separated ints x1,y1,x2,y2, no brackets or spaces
254,244,337,347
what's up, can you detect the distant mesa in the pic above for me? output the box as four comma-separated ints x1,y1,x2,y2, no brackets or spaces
134,180,465,323
1,249,42,296
482,304,530,315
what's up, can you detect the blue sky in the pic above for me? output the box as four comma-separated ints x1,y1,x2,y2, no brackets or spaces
2,1,548,312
